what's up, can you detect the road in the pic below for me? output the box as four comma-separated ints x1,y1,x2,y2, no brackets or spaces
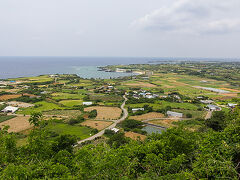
76,95,128,144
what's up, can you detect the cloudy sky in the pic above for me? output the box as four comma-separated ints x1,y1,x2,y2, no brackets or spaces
0,0,240,58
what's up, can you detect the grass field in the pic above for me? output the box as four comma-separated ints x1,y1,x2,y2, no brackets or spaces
59,100,83,107
51,92,85,100
19,101,63,114
127,101,200,111
43,110,82,118
46,122,92,140
0,115,16,123
9,75,53,83
123,80,157,88
173,109,207,119
89,94,123,102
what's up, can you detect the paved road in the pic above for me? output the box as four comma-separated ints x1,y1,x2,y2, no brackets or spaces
76,95,128,144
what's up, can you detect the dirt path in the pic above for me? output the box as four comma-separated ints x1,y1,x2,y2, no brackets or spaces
205,111,212,120
76,95,128,144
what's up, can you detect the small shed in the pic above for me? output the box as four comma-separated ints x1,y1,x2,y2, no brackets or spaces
132,108,145,113
228,103,238,108
167,111,183,118
200,100,214,104
2,106,19,113
83,102,93,106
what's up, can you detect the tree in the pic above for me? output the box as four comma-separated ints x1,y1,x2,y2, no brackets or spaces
107,132,128,148
29,112,43,127
52,134,77,153
88,109,97,118
205,111,226,131
186,113,192,118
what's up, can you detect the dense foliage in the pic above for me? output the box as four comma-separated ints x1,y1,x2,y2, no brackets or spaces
0,107,240,179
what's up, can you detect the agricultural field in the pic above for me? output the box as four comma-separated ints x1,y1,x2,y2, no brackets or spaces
129,112,164,121
43,110,82,118
84,106,122,120
46,122,92,140
59,100,83,107
0,94,22,101
173,109,207,119
81,120,113,130
18,101,63,114
51,92,85,100
122,80,157,88
148,119,179,128
0,115,16,123
126,101,200,111
9,75,53,83
89,94,123,102
0,116,31,132
0,89,20,93
149,73,240,98
125,131,147,141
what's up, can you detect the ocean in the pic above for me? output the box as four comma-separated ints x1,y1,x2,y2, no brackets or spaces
0,56,238,79
0,57,149,79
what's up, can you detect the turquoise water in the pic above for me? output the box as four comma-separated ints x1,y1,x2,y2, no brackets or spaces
71,66,137,79
0,56,148,79
142,125,166,134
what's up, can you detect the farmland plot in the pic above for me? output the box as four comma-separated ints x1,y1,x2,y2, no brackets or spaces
84,106,122,120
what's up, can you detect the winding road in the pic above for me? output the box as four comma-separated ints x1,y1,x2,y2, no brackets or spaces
76,95,128,144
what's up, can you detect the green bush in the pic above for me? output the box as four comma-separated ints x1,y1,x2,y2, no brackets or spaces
88,109,97,118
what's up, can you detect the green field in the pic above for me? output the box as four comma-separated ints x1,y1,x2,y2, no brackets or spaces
18,101,63,114
89,94,123,102
46,122,92,140
173,109,206,119
43,110,82,118
127,101,200,111
59,100,83,107
51,92,85,100
0,115,16,123
9,75,53,83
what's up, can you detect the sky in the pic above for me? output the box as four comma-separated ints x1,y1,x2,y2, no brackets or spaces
0,0,240,58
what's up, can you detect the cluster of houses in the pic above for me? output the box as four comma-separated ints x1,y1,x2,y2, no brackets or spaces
96,84,116,93
131,90,159,99
197,96,222,111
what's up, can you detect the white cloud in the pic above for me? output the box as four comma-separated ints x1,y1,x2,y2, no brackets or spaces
131,0,240,35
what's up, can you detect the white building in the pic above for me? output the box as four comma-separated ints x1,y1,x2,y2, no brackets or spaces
207,105,221,111
2,106,19,113
132,108,144,113
83,102,93,106
228,103,238,108
108,86,114,89
49,74,59,78
111,128,119,133
200,100,214,104
116,68,127,73
167,111,183,118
